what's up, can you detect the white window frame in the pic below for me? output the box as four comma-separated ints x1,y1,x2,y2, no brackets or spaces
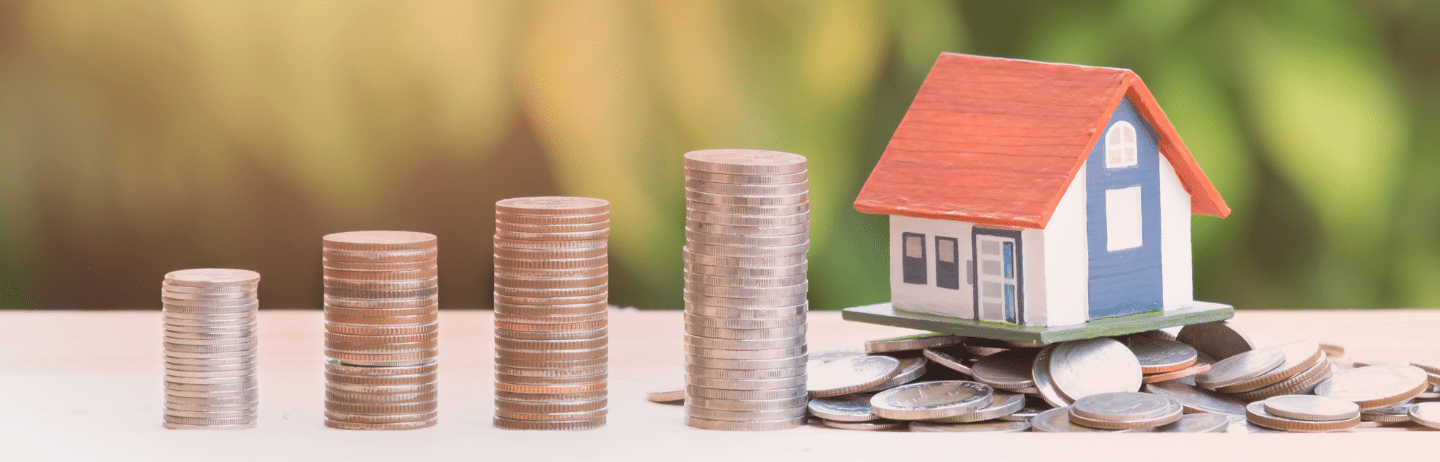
1106,186,1143,251
1105,121,1137,168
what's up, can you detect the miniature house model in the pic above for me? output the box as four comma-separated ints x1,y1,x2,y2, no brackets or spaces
842,53,1234,344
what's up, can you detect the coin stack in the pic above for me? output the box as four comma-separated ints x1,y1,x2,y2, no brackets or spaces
322,231,440,430
492,196,611,431
162,268,261,430
682,149,811,431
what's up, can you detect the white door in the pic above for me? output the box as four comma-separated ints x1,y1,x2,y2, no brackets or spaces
975,234,1019,324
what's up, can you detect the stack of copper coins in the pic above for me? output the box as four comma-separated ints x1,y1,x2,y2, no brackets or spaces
162,268,261,430
681,149,810,431
492,197,610,430
322,231,440,430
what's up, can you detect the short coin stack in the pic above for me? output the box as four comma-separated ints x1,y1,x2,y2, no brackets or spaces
162,268,261,430
682,148,811,431
492,196,610,431
322,231,440,430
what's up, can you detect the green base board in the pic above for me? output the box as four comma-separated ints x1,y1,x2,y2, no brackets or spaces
840,301,1234,345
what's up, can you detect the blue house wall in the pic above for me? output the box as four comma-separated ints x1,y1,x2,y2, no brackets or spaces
1084,97,1163,319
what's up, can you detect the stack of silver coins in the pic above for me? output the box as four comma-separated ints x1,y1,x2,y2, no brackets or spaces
682,149,810,431
492,197,610,430
322,231,440,430
162,268,261,430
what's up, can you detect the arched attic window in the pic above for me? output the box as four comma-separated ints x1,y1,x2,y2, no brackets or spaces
1105,121,1137,168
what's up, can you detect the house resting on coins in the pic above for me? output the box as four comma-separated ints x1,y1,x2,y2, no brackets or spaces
842,53,1234,344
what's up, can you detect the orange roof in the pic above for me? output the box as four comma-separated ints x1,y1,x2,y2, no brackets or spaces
854,53,1229,228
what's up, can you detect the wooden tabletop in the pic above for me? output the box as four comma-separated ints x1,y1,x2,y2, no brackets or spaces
2,309,1437,461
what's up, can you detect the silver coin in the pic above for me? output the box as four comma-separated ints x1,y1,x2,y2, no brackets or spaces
161,282,256,294
821,419,907,431
684,260,807,278
1029,407,1120,433
909,420,1030,433
808,355,899,398
1314,365,1429,410
685,354,808,371
1176,321,1256,360
685,405,807,422
1123,336,1198,373
865,333,964,354
645,384,684,403
685,302,808,320
920,392,1025,423
684,187,808,206
686,200,811,217
683,149,806,175
869,381,993,421
1031,344,1070,407
684,415,804,431
685,168,808,185
971,349,1037,390
1152,413,1228,433
923,347,975,376
163,421,257,430
164,268,261,287
1071,392,1175,422
1245,401,1361,432
684,179,809,197
1193,347,1284,389
684,364,804,381
1223,414,1284,433
1263,394,1360,421
1218,341,1323,394
684,313,806,330
684,333,806,351
682,248,806,268
1409,402,1440,429
999,405,1046,422
863,357,927,393
685,219,809,238
1048,338,1142,401
1361,402,1415,422
687,395,809,412
683,241,809,259
1143,381,1247,416
685,344,807,360
685,228,808,247
683,271,808,288
161,290,258,301
684,323,807,340
682,290,807,309
686,384,807,401
686,375,807,391
807,393,878,422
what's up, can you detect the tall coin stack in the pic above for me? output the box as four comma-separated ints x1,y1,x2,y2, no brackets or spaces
162,268,261,430
492,197,610,431
322,231,440,430
682,149,810,431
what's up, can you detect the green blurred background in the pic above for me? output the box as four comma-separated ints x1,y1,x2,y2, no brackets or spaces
1,0,1437,310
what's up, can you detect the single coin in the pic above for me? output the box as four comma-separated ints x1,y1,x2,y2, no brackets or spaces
1217,341,1323,393
685,405,806,422
494,355,606,369
164,268,261,287
923,346,975,376
685,385,807,401
821,419,907,431
1031,344,1070,407
971,349,1037,390
808,355,900,398
1314,365,1430,410
1409,402,1440,429
495,398,607,415
686,200,810,217
870,381,993,421
323,230,437,252
494,407,608,422
684,149,806,175
684,333,806,351
325,419,438,431
1263,394,1360,421
493,281,608,296
1029,407,1119,433
910,420,1030,433
492,236,607,252
494,336,607,351
494,228,609,241
1152,413,1229,433
807,394,878,422
1362,402,1415,423
1048,338,1143,401
323,258,435,272
493,416,605,431
685,179,809,198
682,249,806,269
685,168,808,185
646,384,685,403
865,332,964,354
160,290,258,301
495,219,609,234
684,260,808,278
920,392,1025,424
323,295,439,309
685,354,808,371
1245,401,1360,432
683,313,806,330
323,267,439,281
1070,392,1176,423
1143,381,1247,416
1193,347,1284,389
863,357,928,392
496,196,609,216
685,228,808,247
1142,361,1211,384
1176,321,1256,360
686,375,807,391
495,210,609,225
684,271,808,288
493,311,609,325
684,302,807,320
326,381,438,394
684,323,806,341
325,411,437,424
493,345,607,362
683,364,803,381
1123,337,1198,374
321,248,437,264
161,282,255,294
323,277,438,291
686,395,809,412
323,287,440,301
683,415,803,431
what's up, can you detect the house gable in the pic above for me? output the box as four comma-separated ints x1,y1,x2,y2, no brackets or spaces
854,53,1229,228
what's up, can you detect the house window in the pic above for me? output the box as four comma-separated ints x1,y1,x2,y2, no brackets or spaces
902,232,926,284
1106,121,1137,168
1106,186,1143,251
935,237,959,290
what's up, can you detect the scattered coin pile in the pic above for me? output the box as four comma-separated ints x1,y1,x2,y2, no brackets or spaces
682,149,811,431
654,320,1440,432
322,231,440,430
162,268,261,430
492,197,610,431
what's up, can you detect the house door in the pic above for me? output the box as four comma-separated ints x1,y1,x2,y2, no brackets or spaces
973,228,1022,324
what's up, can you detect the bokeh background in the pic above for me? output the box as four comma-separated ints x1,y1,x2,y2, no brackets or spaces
1,0,1437,311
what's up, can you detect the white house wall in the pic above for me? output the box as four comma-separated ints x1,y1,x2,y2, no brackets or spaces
890,215,974,318
1040,164,1089,327
1159,154,1194,310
